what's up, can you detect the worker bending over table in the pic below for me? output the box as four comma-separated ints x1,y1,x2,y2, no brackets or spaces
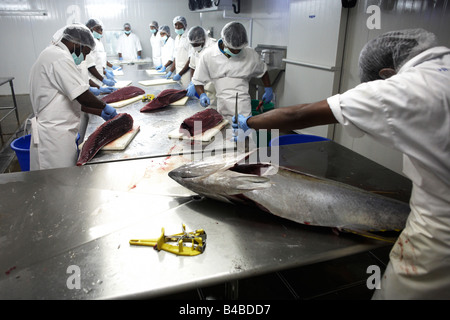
29,24,118,171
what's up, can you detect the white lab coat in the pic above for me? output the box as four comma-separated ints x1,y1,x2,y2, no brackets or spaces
189,37,217,105
160,36,175,68
150,33,162,67
86,44,103,87
327,46,450,299
117,32,142,60
174,32,191,87
29,42,89,170
192,41,267,121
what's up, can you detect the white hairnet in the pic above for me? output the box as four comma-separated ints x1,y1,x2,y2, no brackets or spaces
124,23,131,29
149,21,159,29
159,25,170,36
86,18,103,30
188,26,207,44
359,28,437,83
61,24,96,50
221,21,248,50
173,16,187,28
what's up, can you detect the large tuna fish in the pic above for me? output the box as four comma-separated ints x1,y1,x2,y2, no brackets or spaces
168,152,410,237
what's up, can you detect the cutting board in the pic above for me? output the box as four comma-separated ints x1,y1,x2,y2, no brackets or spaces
109,95,145,108
168,119,229,142
139,79,177,86
113,69,124,76
170,96,189,106
146,69,165,76
114,80,132,89
79,125,140,151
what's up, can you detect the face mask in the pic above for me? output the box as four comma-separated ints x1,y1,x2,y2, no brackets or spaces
150,28,157,34
72,51,84,65
93,31,102,40
124,30,131,35
224,47,241,57
175,28,185,36
193,45,203,53
160,35,168,43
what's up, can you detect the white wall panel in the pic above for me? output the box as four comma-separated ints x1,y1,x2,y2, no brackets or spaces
0,0,202,94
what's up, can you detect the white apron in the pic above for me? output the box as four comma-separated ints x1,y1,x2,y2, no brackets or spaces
192,43,267,122
150,34,162,67
174,33,191,88
372,156,450,299
29,42,89,170
190,38,217,105
214,77,252,121
117,33,142,60
160,37,175,67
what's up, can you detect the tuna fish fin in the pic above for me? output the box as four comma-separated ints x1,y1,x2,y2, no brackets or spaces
234,175,272,191
342,227,398,243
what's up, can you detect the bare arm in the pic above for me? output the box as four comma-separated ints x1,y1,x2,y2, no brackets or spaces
88,66,104,82
178,58,191,77
260,71,271,87
247,99,338,131
76,90,106,116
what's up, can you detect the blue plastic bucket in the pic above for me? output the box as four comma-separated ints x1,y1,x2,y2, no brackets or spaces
269,134,330,147
10,134,31,171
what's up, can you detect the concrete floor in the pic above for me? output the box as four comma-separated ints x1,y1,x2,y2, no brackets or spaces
0,93,393,300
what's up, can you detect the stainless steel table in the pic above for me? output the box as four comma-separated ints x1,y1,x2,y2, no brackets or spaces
82,64,235,164
0,142,410,299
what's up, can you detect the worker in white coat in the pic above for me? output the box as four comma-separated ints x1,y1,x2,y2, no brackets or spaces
149,21,162,68
192,21,273,120
233,28,450,299
186,26,216,103
117,23,142,61
155,25,175,73
29,24,118,170
85,18,117,90
168,16,191,87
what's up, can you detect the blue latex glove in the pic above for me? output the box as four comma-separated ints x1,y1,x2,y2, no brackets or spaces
262,87,273,103
105,69,115,80
102,78,116,87
89,87,101,96
158,66,166,73
101,104,117,121
232,114,252,132
99,86,117,94
165,71,173,79
232,114,253,142
137,55,141,60
186,82,196,97
119,57,123,61
199,93,210,107
155,64,163,70
173,73,181,81
112,65,120,70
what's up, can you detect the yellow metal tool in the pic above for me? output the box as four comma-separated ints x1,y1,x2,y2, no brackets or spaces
129,224,206,256
141,94,155,102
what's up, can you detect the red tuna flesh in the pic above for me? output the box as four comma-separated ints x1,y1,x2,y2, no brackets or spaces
179,109,224,137
101,86,145,104
77,113,134,166
140,89,187,112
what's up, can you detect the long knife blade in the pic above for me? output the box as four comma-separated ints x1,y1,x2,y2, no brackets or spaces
235,92,238,121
